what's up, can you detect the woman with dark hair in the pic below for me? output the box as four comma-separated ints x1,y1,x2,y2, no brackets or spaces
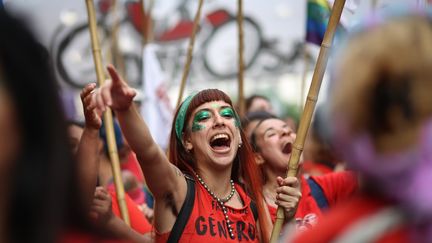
0,9,104,243
291,8,432,243
91,64,302,242
243,112,357,232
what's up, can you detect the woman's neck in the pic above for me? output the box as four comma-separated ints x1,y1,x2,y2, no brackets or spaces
196,165,233,199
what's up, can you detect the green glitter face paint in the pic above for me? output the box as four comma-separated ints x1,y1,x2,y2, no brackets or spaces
220,107,234,118
192,110,210,132
220,107,241,127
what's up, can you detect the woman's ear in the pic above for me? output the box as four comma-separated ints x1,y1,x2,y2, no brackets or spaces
254,153,265,165
184,141,193,152
182,134,193,152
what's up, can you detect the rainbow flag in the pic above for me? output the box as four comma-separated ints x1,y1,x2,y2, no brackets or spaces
306,0,331,45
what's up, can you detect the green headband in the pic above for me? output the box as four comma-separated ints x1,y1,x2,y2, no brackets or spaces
174,92,242,142
175,93,197,141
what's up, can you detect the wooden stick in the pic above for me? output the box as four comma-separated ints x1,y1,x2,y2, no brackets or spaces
84,0,130,226
175,0,204,108
269,0,345,241
237,0,245,117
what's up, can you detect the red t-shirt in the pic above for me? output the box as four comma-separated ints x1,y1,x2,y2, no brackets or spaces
109,189,152,234
268,171,358,232
156,181,259,243
301,160,334,176
290,194,409,243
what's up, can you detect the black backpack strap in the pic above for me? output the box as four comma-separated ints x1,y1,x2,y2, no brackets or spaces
167,176,195,243
307,177,329,210
250,201,258,221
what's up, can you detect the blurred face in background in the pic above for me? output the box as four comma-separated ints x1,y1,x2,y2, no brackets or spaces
254,118,296,172
248,97,273,114
0,73,21,174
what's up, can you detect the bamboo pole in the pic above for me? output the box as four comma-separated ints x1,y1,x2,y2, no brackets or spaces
175,0,204,108
237,0,245,117
85,0,130,226
269,0,345,241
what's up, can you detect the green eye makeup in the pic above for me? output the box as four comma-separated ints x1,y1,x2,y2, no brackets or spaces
192,110,210,132
220,107,241,127
220,107,235,118
191,107,241,132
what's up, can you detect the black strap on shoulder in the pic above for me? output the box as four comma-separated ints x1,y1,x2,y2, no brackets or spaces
167,176,195,243
307,177,329,210
250,201,258,221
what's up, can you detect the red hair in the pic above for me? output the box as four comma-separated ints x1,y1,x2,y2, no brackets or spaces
168,89,270,242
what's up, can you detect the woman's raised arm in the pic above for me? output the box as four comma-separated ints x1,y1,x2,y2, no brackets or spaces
92,65,186,202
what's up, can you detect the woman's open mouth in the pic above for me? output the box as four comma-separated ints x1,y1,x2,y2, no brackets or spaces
209,133,231,152
282,142,293,154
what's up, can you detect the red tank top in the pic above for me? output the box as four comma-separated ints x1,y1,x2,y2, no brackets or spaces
156,181,259,242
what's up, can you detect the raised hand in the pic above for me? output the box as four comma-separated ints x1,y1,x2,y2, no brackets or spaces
90,187,113,226
93,64,137,113
275,176,302,219
81,83,102,130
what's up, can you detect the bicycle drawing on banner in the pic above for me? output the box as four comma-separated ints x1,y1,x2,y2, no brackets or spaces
51,0,307,89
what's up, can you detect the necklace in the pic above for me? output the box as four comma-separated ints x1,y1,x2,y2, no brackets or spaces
195,173,236,238
264,186,277,204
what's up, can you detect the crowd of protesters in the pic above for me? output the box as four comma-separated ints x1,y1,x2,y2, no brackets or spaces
1,4,432,243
